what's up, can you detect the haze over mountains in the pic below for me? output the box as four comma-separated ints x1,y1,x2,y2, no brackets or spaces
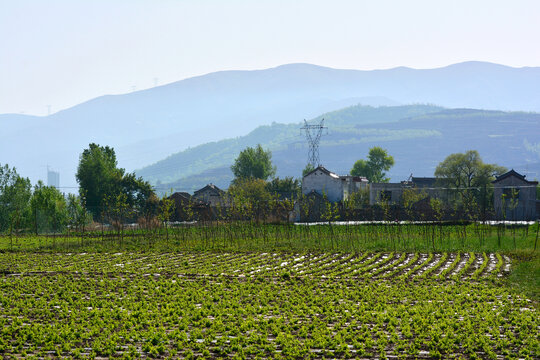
1,61,540,190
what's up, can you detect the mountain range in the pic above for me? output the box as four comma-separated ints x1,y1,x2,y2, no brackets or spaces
1,61,539,190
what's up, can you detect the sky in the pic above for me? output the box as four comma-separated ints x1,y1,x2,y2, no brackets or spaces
1,0,539,116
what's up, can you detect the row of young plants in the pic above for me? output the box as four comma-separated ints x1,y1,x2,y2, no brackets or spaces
2,221,538,253
0,251,506,281
0,271,537,359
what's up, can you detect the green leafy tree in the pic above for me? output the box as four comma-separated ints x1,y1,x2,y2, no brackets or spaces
434,150,506,209
0,164,32,234
350,188,369,207
76,144,122,217
104,193,131,233
350,159,370,179
430,198,444,222
343,189,369,219
0,164,19,231
7,177,32,235
228,178,272,221
302,163,315,177
30,181,68,233
321,201,340,223
139,193,160,229
266,177,300,199
67,193,91,234
435,150,506,189
76,143,154,219
158,193,175,241
401,188,428,220
350,146,395,183
231,144,276,183
118,172,155,214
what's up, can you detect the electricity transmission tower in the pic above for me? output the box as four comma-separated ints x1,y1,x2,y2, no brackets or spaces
301,118,327,167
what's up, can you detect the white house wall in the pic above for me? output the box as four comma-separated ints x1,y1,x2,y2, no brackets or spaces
302,170,343,202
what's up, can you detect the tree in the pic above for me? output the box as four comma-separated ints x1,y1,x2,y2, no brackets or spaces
67,194,91,234
435,150,506,189
76,143,155,219
435,150,506,210
342,189,369,219
76,144,121,217
231,144,276,183
104,193,131,233
228,178,272,221
350,146,395,183
0,164,32,234
401,188,428,220
158,192,175,241
266,177,300,199
350,159,370,179
117,172,155,213
139,193,160,229
30,181,68,233
302,163,315,177
0,164,19,231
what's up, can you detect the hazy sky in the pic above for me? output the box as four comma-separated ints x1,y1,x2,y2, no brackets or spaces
1,0,539,115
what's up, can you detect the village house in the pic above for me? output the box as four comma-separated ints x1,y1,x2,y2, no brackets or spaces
302,166,368,202
492,169,539,220
168,192,211,221
369,182,407,204
192,184,226,207
369,177,444,205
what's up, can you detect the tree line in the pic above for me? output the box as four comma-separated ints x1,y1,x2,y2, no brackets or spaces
1,142,536,235
0,164,89,235
0,143,301,234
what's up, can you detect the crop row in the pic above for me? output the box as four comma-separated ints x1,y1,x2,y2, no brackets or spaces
0,271,537,359
0,251,510,281
3,221,539,254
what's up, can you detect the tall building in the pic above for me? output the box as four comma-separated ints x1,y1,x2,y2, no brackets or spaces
47,169,60,188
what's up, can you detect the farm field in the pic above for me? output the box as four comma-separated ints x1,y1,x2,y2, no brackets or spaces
1,250,538,359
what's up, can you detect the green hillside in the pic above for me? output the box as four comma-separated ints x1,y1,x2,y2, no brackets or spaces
137,104,540,193
137,105,442,187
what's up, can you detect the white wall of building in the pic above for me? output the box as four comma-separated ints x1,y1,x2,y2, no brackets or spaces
302,168,344,202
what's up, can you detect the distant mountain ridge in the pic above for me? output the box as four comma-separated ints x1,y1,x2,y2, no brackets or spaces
1,61,539,189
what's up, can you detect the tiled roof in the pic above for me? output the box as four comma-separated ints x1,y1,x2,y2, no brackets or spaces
194,183,225,195
169,192,207,205
492,169,538,184
304,166,370,182
303,166,334,178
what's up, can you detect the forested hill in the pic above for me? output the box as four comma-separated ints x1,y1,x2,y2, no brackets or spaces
136,104,540,193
